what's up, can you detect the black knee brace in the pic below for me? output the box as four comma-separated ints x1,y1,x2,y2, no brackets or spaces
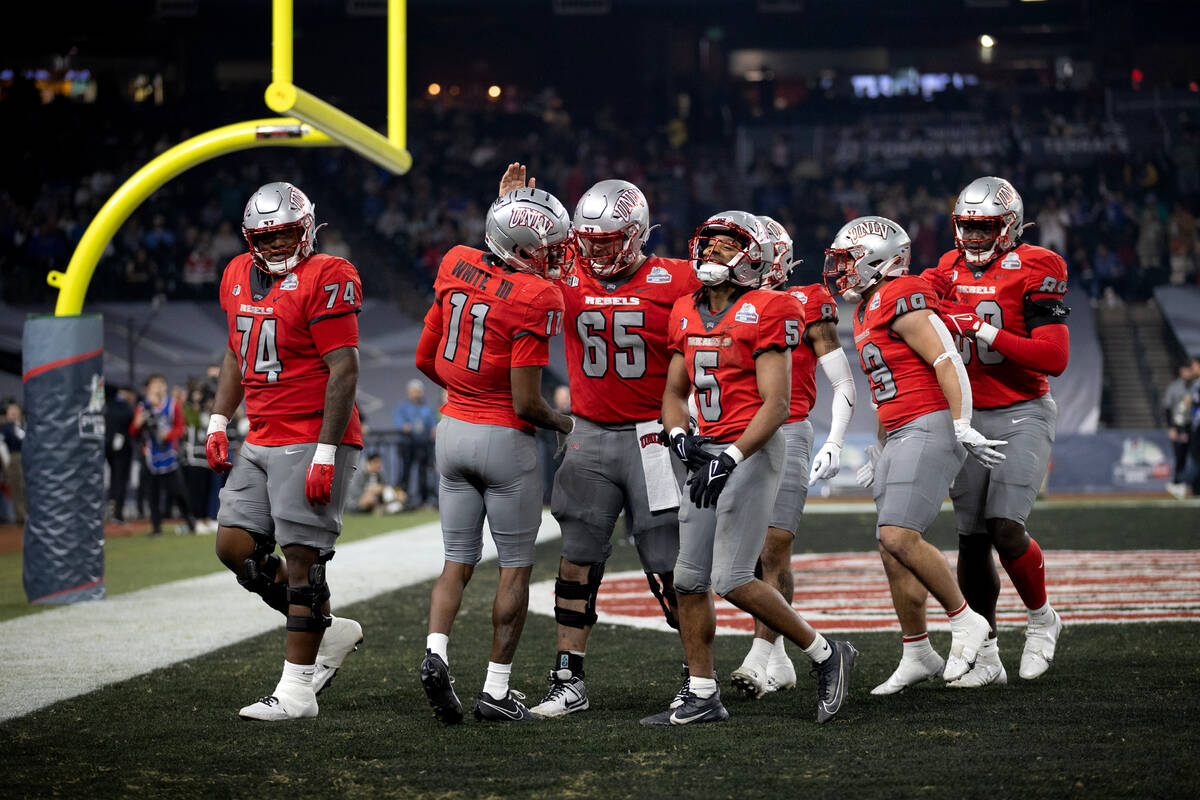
237,553,289,615
285,563,333,633
645,572,680,630
554,561,605,629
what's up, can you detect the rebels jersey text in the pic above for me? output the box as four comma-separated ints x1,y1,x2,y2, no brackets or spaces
562,256,700,423
783,283,838,422
933,243,1069,408
668,288,803,442
853,276,948,432
218,253,363,447
424,245,564,433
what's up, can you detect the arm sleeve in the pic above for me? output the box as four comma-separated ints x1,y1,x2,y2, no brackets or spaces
817,348,856,445
511,284,561,368
988,324,1070,376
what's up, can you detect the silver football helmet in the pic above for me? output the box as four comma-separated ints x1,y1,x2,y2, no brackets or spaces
688,210,771,287
758,215,798,288
572,179,651,278
484,188,575,280
952,176,1024,265
823,216,911,300
242,182,317,274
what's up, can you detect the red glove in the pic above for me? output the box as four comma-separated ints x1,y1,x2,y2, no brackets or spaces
205,431,233,474
943,309,986,338
305,462,335,505
921,268,953,299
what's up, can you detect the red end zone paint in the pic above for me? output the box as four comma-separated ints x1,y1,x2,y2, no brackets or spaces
528,550,1200,634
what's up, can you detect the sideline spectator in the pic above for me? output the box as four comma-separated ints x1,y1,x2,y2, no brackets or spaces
346,452,407,514
0,400,24,523
181,381,217,533
105,386,137,523
1164,362,1195,499
130,374,196,536
394,379,437,509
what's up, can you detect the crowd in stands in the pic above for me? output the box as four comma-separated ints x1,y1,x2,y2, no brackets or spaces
4,84,1200,320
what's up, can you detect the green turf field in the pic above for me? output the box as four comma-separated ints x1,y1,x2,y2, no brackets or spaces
1,505,1198,799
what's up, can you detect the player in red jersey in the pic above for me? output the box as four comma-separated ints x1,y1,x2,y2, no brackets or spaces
823,215,999,693
642,211,856,726
415,188,575,724
909,177,1068,687
730,216,858,699
205,182,364,721
497,166,702,718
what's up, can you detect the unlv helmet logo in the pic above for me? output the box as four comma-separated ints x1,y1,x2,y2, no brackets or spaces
509,207,554,236
288,186,307,212
995,183,1015,209
846,218,892,244
612,188,641,222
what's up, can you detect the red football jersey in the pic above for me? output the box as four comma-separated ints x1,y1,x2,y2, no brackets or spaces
668,289,804,442
218,253,363,447
424,245,565,433
852,276,948,432
561,256,700,423
782,283,839,422
933,243,1069,408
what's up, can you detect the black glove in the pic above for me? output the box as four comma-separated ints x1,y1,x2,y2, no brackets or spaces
687,452,737,508
668,431,714,471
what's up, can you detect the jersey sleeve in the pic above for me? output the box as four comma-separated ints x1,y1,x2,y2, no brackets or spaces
511,283,563,368
667,296,690,354
308,259,363,355
752,292,804,358
801,284,838,328
881,277,939,325
1021,250,1070,328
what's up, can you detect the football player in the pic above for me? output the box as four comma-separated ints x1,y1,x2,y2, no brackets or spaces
730,216,857,699
643,211,856,726
497,165,701,718
822,215,997,693
415,188,574,724
206,182,364,721
913,177,1068,687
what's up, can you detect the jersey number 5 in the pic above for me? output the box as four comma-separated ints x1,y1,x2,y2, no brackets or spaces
235,315,282,383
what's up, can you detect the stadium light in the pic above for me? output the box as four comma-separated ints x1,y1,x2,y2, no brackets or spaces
427,82,441,96
979,34,996,48
487,85,502,98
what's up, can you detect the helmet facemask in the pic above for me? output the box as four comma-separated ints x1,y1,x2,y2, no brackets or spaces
245,220,312,274
953,214,1012,265
576,226,639,278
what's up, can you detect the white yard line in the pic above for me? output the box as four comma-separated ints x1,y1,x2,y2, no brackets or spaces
0,512,560,723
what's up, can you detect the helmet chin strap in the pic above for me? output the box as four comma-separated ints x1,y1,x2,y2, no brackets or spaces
843,287,862,302
696,262,731,286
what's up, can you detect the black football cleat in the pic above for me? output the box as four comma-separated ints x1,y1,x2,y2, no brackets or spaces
420,650,464,725
473,689,535,722
641,687,729,726
812,639,857,724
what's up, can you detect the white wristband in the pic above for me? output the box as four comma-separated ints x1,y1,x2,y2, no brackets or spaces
207,413,228,437
313,443,337,465
976,322,999,346
669,426,687,441
723,445,745,465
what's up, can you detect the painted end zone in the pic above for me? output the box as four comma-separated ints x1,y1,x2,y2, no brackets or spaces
528,549,1200,634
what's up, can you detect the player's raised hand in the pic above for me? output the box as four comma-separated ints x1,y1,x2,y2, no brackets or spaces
499,162,535,196
943,309,986,339
305,444,337,505
205,413,233,474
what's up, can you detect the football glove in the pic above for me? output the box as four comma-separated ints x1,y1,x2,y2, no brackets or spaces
922,268,953,299
856,444,883,488
305,444,337,505
808,440,843,486
954,419,1008,469
669,431,715,471
687,452,737,509
943,309,986,339
205,413,233,475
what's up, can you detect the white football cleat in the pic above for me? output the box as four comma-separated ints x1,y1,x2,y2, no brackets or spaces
947,639,1007,688
730,663,768,699
944,608,991,682
765,654,797,692
239,689,318,721
530,669,590,717
313,616,363,696
871,650,946,695
1020,608,1063,680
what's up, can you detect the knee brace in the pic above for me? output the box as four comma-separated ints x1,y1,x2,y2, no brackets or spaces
237,552,289,615
644,572,679,630
554,561,605,629
285,563,333,633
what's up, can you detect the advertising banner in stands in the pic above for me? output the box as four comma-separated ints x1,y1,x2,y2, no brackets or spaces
21,314,105,603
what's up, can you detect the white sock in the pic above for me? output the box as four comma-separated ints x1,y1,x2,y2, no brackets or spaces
426,632,449,663
482,661,512,699
689,676,717,698
274,660,315,698
1028,601,1054,625
803,634,832,664
768,637,790,666
901,633,935,659
947,601,981,634
744,637,774,672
